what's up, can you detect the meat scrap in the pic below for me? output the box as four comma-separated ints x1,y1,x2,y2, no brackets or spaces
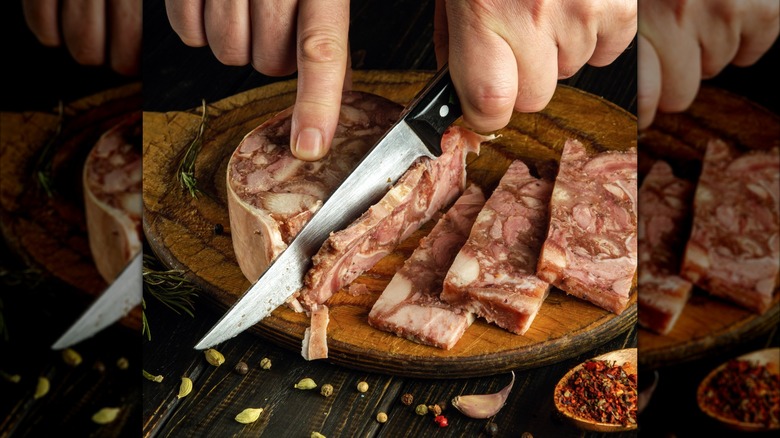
680,140,779,314
637,160,695,335
536,139,638,314
441,160,553,335
298,126,490,308
226,91,402,283
368,184,486,349
301,304,329,360
83,112,142,282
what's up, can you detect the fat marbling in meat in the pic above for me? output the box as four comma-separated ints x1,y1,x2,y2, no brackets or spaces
536,139,637,314
441,160,552,335
226,91,401,283
298,126,490,308
680,139,779,314
637,160,694,335
368,184,486,349
83,112,142,282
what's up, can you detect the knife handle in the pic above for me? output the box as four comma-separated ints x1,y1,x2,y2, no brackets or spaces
405,65,462,157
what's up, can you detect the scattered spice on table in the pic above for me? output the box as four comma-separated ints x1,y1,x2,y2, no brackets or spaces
400,393,414,406
698,359,780,428
556,359,637,426
234,361,249,375
320,383,334,397
433,415,448,427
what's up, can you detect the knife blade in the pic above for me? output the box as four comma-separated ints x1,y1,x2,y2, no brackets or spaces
195,64,463,350
51,252,142,349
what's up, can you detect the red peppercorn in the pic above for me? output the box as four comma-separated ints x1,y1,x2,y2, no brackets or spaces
434,415,448,427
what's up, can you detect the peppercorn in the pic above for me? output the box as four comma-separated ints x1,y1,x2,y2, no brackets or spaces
357,381,369,393
376,412,388,423
521,432,533,438
234,361,249,375
116,357,129,370
428,404,442,416
415,404,428,416
433,415,448,427
93,361,106,373
400,393,414,406
436,400,448,412
485,422,499,436
214,223,224,235
321,384,334,397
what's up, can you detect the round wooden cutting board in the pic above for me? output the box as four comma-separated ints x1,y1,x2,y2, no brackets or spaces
142,70,637,378
0,83,143,331
638,85,780,370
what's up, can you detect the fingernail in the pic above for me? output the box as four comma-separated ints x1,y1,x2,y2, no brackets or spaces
294,128,323,160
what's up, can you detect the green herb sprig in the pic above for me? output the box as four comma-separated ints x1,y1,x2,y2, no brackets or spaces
35,101,65,197
177,99,208,198
142,254,198,340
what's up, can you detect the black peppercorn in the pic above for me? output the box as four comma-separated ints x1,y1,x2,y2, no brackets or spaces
214,223,224,235
484,422,498,436
234,361,249,375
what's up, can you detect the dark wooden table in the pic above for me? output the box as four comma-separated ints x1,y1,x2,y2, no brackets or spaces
1,2,141,437
140,1,639,437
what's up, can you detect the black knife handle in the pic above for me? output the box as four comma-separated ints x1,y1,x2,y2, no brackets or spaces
405,64,462,157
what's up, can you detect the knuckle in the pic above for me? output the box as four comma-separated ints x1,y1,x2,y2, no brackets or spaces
299,31,346,64
467,84,516,118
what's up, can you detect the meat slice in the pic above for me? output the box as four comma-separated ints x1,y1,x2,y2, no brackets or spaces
227,91,402,283
298,126,489,308
441,160,553,335
536,139,638,314
301,304,329,360
637,160,695,335
367,184,486,349
680,140,779,314
83,112,142,282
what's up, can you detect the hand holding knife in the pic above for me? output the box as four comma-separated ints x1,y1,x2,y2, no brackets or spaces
195,64,463,350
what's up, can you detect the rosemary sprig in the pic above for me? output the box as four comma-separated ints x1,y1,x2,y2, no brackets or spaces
34,101,65,197
142,254,198,340
177,99,208,198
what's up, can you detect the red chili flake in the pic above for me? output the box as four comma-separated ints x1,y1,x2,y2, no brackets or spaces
556,359,637,426
434,415,448,427
698,359,780,428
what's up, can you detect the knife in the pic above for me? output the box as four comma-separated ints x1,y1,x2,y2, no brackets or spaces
195,64,463,350
51,252,142,349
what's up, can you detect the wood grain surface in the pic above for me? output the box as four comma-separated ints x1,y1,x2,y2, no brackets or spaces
143,70,638,378
637,86,780,370
0,83,143,331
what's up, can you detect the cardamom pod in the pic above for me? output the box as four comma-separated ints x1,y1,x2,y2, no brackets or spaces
177,377,193,399
34,377,50,399
62,348,82,367
92,407,121,424
205,348,225,367
234,407,263,424
451,371,515,419
311,432,326,438
294,377,317,390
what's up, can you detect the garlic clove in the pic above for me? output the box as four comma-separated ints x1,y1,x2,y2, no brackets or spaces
451,371,515,419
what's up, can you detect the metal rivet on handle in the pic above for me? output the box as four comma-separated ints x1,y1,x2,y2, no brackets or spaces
439,105,449,117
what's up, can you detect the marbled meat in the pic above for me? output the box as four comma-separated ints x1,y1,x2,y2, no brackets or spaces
680,139,779,314
441,160,552,335
536,139,637,314
637,160,694,335
368,184,486,349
